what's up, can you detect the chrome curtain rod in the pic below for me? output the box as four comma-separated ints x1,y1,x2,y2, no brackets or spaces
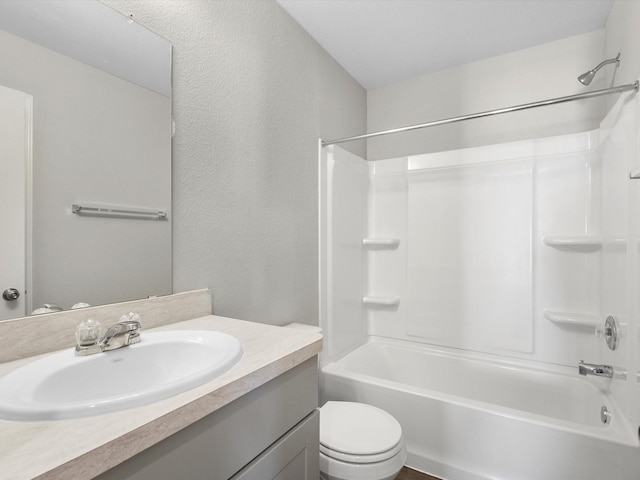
322,81,639,147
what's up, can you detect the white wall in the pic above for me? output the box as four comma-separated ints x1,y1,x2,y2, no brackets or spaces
605,1,640,88
367,0,640,161
367,30,606,160
103,0,367,325
0,29,171,311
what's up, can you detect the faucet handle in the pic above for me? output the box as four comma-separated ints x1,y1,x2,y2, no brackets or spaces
595,315,619,351
75,319,103,355
118,312,141,329
118,312,141,344
75,319,102,345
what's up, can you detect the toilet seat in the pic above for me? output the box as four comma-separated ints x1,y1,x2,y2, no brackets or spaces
320,438,405,464
319,401,404,464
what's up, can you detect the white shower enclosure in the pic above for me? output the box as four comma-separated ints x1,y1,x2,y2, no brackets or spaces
319,91,640,478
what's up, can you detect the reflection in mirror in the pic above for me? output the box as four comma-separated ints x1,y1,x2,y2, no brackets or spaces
0,1,172,320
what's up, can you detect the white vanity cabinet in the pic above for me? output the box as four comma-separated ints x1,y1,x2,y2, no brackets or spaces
96,357,319,480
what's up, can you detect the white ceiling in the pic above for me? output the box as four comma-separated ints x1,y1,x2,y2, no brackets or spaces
276,0,614,90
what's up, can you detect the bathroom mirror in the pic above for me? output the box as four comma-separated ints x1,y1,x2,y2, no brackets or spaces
0,0,172,320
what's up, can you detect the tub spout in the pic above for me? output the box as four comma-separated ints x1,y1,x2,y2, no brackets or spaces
578,360,613,378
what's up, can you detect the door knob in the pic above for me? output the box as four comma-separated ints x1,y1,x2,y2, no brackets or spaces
2,288,20,301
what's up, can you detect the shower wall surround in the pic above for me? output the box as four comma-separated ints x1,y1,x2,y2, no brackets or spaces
406,155,534,354
321,90,640,428
369,133,603,363
319,147,368,360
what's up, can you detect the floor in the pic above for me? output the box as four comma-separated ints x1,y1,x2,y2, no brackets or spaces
396,466,441,480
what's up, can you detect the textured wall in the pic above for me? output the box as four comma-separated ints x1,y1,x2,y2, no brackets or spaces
102,0,366,325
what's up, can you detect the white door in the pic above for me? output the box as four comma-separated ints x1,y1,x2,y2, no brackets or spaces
0,85,32,320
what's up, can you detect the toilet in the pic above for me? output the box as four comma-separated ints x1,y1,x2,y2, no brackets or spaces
284,324,407,480
319,401,407,480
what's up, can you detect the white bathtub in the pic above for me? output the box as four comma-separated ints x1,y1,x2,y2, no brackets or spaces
320,338,640,480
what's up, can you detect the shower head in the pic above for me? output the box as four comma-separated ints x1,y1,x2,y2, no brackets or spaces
578,53,620,86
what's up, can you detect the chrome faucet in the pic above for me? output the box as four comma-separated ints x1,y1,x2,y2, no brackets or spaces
578,360,613,378
101,319,142,351
75,313,141,356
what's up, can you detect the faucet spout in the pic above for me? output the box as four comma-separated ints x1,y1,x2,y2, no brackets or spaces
75,313,141,356
101,319,141,351
578,360,613,378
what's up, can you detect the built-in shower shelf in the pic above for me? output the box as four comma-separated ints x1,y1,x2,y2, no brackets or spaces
544,310,600,327
542,236,626,247
362,238,400,248
542,236,602,247
363,296,400,306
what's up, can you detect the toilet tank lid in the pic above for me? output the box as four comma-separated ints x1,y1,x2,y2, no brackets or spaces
319,401,403,456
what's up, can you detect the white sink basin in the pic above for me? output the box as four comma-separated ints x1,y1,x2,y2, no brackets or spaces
0,330,243,421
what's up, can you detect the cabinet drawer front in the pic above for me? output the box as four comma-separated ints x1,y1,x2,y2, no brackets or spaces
232,410,319,480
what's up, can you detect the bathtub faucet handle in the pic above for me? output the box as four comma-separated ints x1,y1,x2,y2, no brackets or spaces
595,315,619,351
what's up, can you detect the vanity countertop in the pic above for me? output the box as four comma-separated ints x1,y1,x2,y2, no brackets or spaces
0,315,322,480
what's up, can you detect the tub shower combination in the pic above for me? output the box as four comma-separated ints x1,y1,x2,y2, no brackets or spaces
319,76,640,479
320,338,637,480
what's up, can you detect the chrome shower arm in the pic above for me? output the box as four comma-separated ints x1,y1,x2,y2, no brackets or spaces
592,52,620,73
578,53,620,86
